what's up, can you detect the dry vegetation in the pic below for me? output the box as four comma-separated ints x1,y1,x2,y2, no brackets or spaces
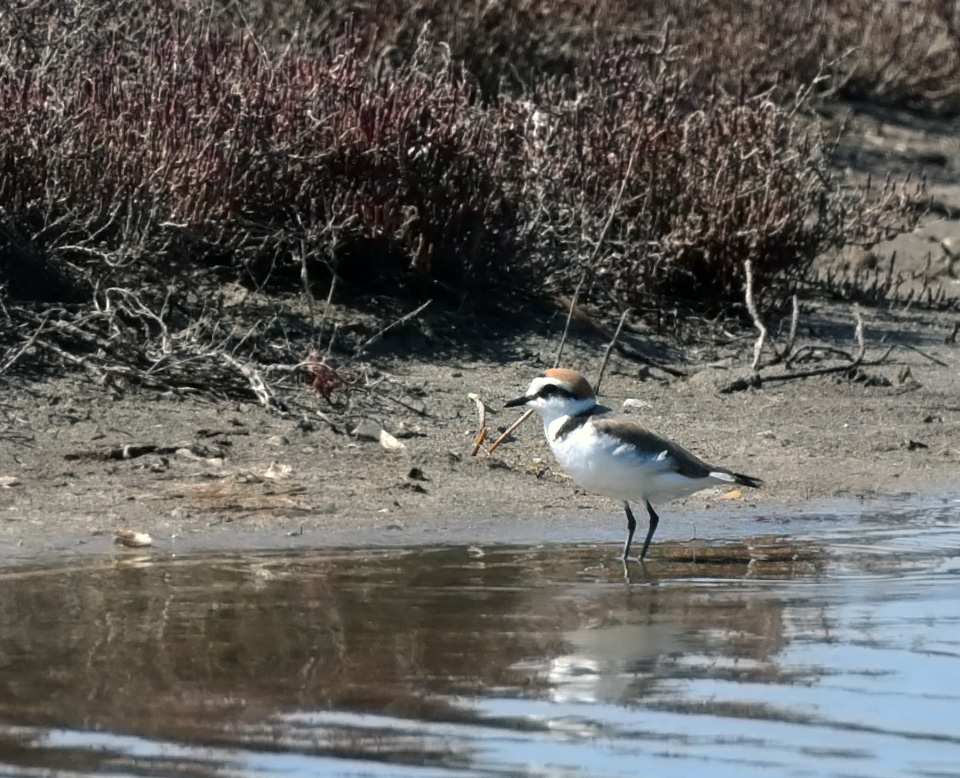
0,0,953,405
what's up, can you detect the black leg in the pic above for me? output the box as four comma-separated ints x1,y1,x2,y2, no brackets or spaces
639,500,660,560
622,501,637,559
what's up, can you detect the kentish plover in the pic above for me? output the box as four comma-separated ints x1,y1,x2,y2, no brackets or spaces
505,368,761,560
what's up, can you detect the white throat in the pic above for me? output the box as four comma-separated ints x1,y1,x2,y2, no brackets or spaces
532,396,597,437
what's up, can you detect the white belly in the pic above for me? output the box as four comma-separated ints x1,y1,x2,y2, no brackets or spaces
547,419,720,504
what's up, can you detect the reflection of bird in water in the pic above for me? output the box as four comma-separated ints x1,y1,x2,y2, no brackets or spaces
543,622,689,705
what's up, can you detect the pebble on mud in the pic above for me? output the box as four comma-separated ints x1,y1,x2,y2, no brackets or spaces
114,529,153,548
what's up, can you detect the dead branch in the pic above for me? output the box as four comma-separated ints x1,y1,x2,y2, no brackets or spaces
721,348,896,392
555,292,686,377
470,427,489,457
468,392,491,456
853,305,866,362
0,311,50,375
468,392,488,431
786,344,856,367
487,408,535,453
300,239,315,337
762,346,895,384
218,354,286,411
899,342,949,367
554,271,586,369
594,309,629,395
318,273,337,353
783,294,799,360
33,337,177,392
355,299,432,357
744,259,766,371
720,305,895,392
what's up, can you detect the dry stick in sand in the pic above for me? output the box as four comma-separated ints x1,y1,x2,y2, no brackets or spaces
594,309,629,396
487,408,534,454
853,305,866,361
469,393,487,431
490,269,591,454
899,342,949,368
553,271,587,371
221,353,283,410
726,305,895,389
782,294,799,362
317,273,337,353
744,259,767,371
299,239,315,337
355,299,432,357
471,428,489,457
468,393,490,456
0,310,50,375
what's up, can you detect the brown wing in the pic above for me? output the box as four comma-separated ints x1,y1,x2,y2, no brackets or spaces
591,418,715,479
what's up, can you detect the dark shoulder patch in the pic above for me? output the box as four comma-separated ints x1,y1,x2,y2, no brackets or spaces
553,413,591,442
553,405,611,442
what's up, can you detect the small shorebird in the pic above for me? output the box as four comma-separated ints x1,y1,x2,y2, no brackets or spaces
505,369,761,560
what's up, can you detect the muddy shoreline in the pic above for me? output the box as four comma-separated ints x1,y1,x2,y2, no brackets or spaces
2,292,959,567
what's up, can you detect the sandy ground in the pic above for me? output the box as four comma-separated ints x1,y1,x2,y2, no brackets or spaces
2,108,960,565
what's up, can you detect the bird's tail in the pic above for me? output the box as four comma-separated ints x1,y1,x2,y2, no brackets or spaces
732,472,762,489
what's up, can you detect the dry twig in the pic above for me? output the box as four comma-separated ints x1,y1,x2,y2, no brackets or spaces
488,408,534,454
594,309,629,395
721,305,896,392
220,353,285,411
782,294,799,361
355,299,432,357
471,427,489,457
468,392,488,431
468,392,491,456
554,271,586,369
899,342,948,367
0,311,50,375
744,259,767,371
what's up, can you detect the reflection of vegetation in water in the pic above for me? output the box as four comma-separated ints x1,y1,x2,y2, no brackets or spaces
0,542,822,742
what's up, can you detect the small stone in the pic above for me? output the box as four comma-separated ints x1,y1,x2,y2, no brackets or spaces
394,422,427,438
351,420,382,442
380,429,406,450
264,462,293,479
114,529,153,548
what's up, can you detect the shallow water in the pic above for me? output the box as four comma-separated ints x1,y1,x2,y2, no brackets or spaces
1,499,960,777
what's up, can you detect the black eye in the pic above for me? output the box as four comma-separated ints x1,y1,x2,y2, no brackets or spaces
539,384,559,397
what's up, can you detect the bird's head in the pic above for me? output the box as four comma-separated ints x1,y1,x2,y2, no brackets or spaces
504,368,597,422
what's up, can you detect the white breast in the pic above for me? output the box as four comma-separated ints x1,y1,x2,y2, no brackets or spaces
545,416,721,503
